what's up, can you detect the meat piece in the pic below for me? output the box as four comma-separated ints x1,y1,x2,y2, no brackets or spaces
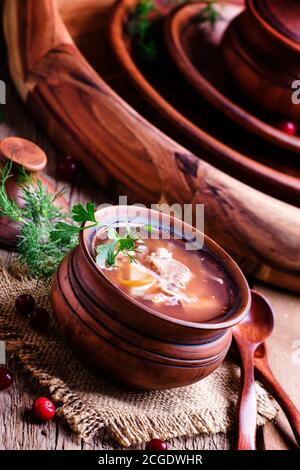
145,248,192,290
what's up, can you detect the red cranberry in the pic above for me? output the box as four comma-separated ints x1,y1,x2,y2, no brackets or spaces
56,155,81,183
32,397,55,421
278,120,297,136
146,438,168,451
28,308,50,332
0,367,13,391
15,294,35,316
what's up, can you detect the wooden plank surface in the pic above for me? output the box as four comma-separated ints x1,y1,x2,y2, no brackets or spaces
0,64,300,450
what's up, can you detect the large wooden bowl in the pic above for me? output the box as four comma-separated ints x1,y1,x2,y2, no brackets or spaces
51,205,250,389
164,2,300,153
3,0,300,293
110,0,300,207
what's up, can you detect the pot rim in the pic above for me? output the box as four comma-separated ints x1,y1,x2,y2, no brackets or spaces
80,205,251,331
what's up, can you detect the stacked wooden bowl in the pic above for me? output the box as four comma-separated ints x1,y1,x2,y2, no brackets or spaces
3,0,300,294
222,0,300,122
51,206,250,390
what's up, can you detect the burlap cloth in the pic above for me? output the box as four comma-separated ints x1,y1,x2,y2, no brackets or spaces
0,263,278,447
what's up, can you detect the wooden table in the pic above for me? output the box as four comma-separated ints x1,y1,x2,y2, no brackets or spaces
0,67,299,451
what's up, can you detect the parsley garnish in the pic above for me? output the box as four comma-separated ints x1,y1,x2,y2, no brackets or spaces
50,202,98,245
72,202,97,224
96,225,142,268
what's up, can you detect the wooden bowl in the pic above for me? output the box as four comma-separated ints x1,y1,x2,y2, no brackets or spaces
0,137,67,249
165,2,300,153
251,0,300,46
51,205,250,390
250,0,300,49
222,0,300,122
110,0,300,207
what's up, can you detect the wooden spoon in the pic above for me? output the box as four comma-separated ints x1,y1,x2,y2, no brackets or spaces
233,290,274,450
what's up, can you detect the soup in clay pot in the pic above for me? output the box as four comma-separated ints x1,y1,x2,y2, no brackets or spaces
51,206,250,389
94,224,236,324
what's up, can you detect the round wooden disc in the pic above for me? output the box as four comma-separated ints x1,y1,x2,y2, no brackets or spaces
0,137,47,171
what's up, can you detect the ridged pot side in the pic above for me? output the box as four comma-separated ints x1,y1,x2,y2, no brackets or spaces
51,251,231,389
50,206,249,389
79,206,250,344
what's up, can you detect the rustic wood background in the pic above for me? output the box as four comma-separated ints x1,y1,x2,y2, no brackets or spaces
0,44,299,450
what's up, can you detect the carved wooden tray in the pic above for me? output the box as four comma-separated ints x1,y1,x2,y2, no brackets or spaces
164,2,300,154
110,0,300,207
3,0,300,293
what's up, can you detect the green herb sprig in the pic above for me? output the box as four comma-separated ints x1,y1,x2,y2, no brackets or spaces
96,226,141,268
0,162,150,278
127,0,159,62
50,202,97,245
196,1,220,26
127,0,219,61
0,162,79,278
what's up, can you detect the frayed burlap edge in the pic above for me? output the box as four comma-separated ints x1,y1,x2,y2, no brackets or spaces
0,265,279,447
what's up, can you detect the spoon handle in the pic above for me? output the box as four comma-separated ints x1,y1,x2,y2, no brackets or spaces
235,339,257,450
254,357,300,447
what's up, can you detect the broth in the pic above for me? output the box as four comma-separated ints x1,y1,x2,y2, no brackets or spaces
93,225,236,323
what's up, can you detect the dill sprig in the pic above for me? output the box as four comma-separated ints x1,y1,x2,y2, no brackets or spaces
0,162,150,278
0,162,24,223
0,163,80,279
17,222,74,279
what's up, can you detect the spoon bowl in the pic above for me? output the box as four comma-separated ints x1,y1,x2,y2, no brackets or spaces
234,290,275,344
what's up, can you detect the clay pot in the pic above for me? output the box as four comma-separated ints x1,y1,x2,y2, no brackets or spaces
51,205,250,390
222,0,300,122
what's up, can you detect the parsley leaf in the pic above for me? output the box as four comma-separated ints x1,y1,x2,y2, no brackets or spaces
96,242,117,268
107,226,119,240
50,222,80,245
72,202,96,223
95,226,144,268
118,238,136,251
50,202,99,247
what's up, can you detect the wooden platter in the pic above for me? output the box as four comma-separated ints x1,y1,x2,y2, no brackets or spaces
110,0,300,207
164,2,300,154
3,0,300,293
